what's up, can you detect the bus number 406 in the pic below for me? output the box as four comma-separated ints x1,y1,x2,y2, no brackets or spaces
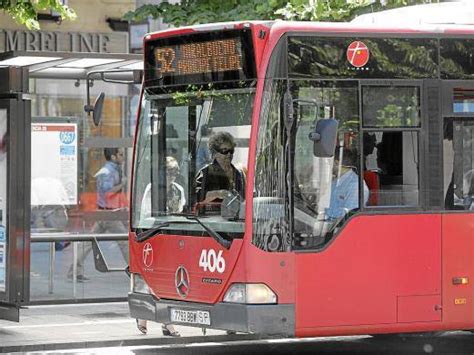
199,249,226,273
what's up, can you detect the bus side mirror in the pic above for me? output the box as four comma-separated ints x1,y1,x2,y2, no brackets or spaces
309,118,338,157
92,92,105,126
84,92,105,127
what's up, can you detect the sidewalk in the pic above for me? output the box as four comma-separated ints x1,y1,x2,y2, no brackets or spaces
0,302,258,353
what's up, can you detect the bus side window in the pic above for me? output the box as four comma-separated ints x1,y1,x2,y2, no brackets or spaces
363,132,419,207
444,119,474,210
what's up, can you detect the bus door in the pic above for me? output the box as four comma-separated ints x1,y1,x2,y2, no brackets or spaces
442,83,474,210
441,82,474,323
293,80,442,331
0,67,31,321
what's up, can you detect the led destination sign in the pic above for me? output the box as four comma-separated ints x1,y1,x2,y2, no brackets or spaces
145,30,256,87
155,38,243,76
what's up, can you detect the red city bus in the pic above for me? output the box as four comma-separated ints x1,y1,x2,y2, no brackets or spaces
128,21,474,337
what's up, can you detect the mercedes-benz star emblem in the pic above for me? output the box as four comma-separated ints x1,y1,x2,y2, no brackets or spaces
142,242,153,267
175,265,190,298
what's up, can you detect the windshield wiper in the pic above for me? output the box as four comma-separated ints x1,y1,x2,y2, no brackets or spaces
136,216,231,249
135,222,170,242
184,215,231,249
135,220,195,243
171,213,231,249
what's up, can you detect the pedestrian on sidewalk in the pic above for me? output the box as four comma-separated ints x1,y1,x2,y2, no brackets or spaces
67,148,128,281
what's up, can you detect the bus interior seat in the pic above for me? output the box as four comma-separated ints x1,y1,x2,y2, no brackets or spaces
363,170,379,206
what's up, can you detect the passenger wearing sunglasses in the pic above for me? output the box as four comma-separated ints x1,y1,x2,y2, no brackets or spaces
196,131,245,205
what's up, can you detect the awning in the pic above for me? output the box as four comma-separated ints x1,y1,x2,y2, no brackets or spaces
0,50,142,80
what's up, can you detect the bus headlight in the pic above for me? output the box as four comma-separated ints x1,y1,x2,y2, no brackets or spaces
131,273,150,294
223,283,277,304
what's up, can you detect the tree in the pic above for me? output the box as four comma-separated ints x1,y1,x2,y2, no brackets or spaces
0,0,76,30
123,0,435,27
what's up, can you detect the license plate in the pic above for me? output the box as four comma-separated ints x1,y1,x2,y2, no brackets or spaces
170,308,211,326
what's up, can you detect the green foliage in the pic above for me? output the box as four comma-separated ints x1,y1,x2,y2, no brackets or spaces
124,0,287,27
0,0,76,30
123,0,435,26
377,104,414,126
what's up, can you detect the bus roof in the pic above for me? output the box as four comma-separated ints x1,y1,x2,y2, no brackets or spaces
352,1,474,27
269,20,474,36
145,20,474,43
144,21,272,41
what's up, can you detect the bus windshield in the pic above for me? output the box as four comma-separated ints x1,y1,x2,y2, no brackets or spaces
132,83,254,238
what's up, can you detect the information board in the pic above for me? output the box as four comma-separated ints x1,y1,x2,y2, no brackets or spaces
31,122,78,206
154,38,243,76
145,29,256,87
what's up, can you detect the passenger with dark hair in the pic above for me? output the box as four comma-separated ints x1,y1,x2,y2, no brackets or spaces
195,131,245,204
326,148,369,219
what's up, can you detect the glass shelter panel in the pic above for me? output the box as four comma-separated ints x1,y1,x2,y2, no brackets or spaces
29,78,136,302
0,109,6,293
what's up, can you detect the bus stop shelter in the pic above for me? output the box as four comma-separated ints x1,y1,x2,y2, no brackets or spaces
0,50,141,321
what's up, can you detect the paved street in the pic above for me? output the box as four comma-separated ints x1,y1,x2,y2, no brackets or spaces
27,331,474,355
1,301,474,354
0,302,246,353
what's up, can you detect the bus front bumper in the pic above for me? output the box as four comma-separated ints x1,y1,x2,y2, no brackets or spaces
128,292,294,336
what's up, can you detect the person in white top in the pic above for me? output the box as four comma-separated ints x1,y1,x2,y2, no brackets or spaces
136,156,184,337
139,156,185,222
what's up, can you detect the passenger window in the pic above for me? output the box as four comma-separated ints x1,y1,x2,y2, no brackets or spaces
291,81,362,249
444,119,474,210
362,85,420,207
453,88,474,113
362,86,421,127
363,132,419,207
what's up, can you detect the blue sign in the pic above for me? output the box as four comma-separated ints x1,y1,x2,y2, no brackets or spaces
59,131,75,145
60,146,75,155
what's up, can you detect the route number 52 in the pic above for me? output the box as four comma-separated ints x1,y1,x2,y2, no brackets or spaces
199,249,226,273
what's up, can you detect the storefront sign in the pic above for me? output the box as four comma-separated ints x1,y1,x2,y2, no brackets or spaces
0,30,128,53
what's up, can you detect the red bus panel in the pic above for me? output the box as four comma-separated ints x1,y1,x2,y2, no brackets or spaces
295,214,442,331
130,235,243,304
442,214,474,326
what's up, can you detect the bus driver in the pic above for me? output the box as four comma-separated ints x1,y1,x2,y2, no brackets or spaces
195,131,245,204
